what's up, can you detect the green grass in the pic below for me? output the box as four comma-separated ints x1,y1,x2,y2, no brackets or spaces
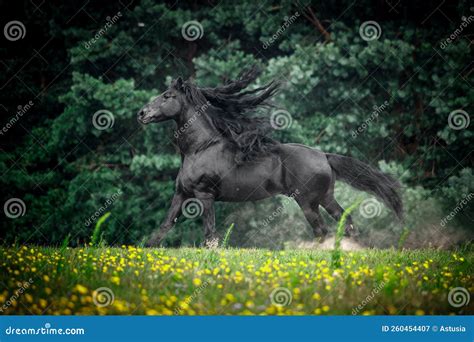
0,246,472,315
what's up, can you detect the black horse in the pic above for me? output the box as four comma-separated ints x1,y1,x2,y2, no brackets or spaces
137,68,402,247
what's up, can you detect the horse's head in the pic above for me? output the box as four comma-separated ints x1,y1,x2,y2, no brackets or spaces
137,77,186,124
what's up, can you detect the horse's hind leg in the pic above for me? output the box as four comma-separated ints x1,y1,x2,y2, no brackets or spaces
296,199,328,241
321,193,356,236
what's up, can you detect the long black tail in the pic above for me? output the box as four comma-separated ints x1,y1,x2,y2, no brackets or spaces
326,153,403,220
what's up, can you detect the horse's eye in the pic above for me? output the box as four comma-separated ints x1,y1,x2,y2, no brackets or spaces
164,93,174,99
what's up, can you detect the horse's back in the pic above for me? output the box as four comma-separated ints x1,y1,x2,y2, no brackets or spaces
279,143,330,169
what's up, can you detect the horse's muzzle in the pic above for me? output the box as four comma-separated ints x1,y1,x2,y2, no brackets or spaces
137,109,146,123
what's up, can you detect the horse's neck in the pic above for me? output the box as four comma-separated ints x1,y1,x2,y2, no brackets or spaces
175,108,217,154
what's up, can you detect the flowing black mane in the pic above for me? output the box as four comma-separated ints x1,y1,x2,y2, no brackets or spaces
181,67,280,161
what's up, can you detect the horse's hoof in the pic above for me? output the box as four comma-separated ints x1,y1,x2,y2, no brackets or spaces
204,237,219,249
344,224,356,237
315,235,326,244
145,238,161,248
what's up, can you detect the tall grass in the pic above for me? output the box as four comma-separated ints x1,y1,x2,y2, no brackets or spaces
222,223,234,248
1,246,471,315
398,227,410,250
331,199,362,267
90,212,110,247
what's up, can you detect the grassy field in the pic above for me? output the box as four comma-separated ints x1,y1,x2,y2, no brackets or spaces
0,246,472,315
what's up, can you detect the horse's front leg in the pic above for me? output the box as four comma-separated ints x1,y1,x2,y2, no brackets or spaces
195,192,218,248
145,192,184,247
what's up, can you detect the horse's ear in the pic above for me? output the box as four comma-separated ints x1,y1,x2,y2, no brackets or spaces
173,77,184,91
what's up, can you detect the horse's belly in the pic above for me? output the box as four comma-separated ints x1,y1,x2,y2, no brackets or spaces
216,158,284,201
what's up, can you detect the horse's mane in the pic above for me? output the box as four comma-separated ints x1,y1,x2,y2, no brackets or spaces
181,66,280,162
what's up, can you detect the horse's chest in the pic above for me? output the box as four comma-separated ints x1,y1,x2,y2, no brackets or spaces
179,170,200,192
179,156,220,194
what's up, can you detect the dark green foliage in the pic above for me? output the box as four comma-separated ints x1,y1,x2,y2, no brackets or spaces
1,0,472,247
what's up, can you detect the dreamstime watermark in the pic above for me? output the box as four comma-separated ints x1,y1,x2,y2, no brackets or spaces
181,21,203,41
261,189,300,227
440,16,474,49
0,278,34,313
448,109,470,130
448,287,470,308
262,12,300,49
352,100,389,138
92,109,115,130
352,281,385,315
174,281,209,314
84,190,122,227
84,12,123,49
270,109,293,130
92,287,115,307
4,198,26,219
440,192,473,228
4,20,26,41
0,100,34,136
359,21,382,41
5,323,85,336
182,198,204,219
359,198,382,218
174,101,211,138
270,287,292,307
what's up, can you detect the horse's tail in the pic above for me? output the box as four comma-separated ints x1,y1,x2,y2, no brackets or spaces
326,153,403,220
